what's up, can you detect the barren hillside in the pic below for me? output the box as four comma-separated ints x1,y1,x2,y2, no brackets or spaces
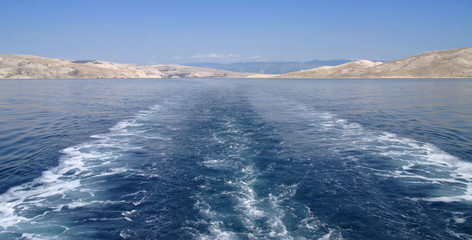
0,55,252,79
1,47,471,79
278,47,472,78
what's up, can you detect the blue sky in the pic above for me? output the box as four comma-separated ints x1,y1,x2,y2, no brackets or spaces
0,0,471,64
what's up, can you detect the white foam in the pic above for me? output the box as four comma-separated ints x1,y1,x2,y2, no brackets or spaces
65,199,126,209
109,119,143,132
194,199,238,240
450,212,467,224
201,159,232,170
120,230,132,239
0,104,167,233
300,207,322,231
201,223,238,240
367,133,472,202
195,117,298,239
0,160,84,228
299,108,472,203
250,95,471,237
21,233,51,240
319,229,343,240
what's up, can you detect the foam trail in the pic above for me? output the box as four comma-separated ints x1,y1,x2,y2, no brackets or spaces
274,102,472,204
0,105,167,238
195,117,296,239
250,94,470,238
191,110,340,240
360,132,470,203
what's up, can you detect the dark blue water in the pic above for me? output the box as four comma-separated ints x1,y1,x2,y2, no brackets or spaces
0,78,471,239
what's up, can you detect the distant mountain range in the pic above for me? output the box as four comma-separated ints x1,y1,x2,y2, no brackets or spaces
0,47,471,79
183,60,353,74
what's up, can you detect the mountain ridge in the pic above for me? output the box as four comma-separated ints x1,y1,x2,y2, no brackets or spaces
1,47,471,79
0,54,252,79
278,47,472,78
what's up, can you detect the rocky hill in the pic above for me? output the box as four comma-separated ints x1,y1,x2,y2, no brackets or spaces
1,47,471,79
0,55,252,79
279,47,472,78
280,60,383,78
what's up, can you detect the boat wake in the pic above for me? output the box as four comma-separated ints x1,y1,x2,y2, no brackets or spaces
0,104,173,239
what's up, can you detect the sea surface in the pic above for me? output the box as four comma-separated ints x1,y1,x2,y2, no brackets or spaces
0,78,471,239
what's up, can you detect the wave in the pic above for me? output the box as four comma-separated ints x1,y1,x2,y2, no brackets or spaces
190,111,342,240
0,105,167,238
318,111,472,203
252,96,471,204
248,94,471,238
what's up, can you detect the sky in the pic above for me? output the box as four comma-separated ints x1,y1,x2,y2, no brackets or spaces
0,0,471,65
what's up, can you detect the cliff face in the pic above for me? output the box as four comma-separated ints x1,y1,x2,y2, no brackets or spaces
0,55,251,79
278,47,472,78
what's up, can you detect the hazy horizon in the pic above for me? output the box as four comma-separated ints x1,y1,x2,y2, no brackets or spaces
1,0,471,65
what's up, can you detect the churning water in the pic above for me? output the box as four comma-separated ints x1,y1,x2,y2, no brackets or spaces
0,78,471,239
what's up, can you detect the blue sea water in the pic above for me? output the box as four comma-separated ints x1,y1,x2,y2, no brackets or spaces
0,78,471,239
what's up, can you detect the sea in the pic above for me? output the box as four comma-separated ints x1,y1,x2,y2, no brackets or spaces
0,78,471,240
